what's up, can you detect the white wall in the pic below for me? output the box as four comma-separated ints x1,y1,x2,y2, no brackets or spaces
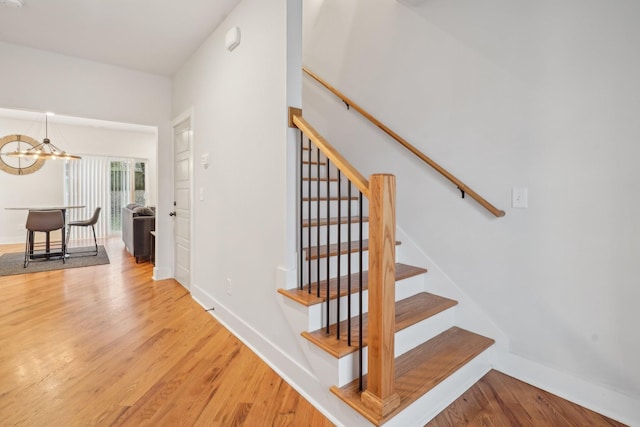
0,115,156,243
0,42,172,268
172,0,292,326
303,0,640,418
172,1,367,425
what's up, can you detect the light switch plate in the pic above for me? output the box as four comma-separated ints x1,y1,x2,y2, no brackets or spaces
512,187,528,208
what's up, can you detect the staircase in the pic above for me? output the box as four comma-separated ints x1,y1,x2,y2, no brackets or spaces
278,109,495,426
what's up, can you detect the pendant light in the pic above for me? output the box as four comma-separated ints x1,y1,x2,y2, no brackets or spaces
6,113,81,160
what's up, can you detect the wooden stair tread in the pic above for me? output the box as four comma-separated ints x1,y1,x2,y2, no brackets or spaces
302,196,358,202
302,176,339,182
302,216,369,227
330,327,495,426
301,292,458,358
277,263,427,307
305,239,401,260
302,160,327,165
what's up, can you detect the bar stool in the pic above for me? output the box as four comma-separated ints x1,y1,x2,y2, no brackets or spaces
24,210,65,268
65,207,101,256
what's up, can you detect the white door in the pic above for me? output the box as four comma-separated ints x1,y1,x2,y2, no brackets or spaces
173,119,191,289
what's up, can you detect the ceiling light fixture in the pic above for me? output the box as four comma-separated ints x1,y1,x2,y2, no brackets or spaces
6,113,81,160
0,0,24,8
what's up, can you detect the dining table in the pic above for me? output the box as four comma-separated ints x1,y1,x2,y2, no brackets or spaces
5,205,86,258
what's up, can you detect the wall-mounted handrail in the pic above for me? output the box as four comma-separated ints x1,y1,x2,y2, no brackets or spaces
303,67,506,218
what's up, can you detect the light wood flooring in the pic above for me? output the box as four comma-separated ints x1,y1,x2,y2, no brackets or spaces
427,370,626,427
0,238,627,426
0,239,332,426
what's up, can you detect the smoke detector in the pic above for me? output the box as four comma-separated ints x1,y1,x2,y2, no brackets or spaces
0,0,24,7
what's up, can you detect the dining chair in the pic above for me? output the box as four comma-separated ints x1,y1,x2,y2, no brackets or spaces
24,210,65,268
65,207,101,256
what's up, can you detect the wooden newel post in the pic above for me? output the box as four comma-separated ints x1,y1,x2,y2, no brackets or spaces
361,174,400,417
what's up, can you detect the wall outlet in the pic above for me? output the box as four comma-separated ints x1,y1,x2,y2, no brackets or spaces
226,278,232,295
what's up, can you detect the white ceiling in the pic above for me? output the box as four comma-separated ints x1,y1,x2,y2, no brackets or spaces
0,0,242,77
0,108,157,134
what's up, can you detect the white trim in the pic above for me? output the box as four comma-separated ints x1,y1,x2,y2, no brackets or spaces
171,107,195,128
170,107,195,290
494,351,640,426
190,280,640,426
152,266,171,281
190,283,357,427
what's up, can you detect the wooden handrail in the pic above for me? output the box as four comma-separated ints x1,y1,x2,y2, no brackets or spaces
290,108,370,198
290,106,399,414
303,67,506,218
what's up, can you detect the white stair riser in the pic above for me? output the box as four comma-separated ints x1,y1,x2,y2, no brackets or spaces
299,339,370,389
303,180,369,200
332,308,457,386
299,338,343,388
302,181,339,198
279,294,320,334
301,223,369,246
302,274,426,331
302,166,332,180
301,166,352,181
395,274,425,301
395,308,456,357
309,291,369,332
301,252,370,284
302,150,341,172
301,148,324,162
336,346,368,387
301,200,363,220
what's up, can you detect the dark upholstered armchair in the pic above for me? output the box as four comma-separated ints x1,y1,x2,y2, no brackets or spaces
122,204,155,263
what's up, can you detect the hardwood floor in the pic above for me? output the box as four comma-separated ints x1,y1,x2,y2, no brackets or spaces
427,370,627,427
0,238,626,426
0,238,333,426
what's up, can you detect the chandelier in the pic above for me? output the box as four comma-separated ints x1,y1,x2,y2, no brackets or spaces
5,113,81,160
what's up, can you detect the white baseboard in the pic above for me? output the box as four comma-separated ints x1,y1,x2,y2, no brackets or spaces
494,351,640,426
190,281,639,427
152,266,171,280
190,283,371,427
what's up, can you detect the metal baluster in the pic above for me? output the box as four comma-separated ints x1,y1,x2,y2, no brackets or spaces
359,191,364,391
325,159,331,333
336,170,341,340
307,140,312,294
299,131,304,290
347,181,352,347
316,147,321,298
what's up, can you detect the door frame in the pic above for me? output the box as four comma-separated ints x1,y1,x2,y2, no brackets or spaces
171,107,195,290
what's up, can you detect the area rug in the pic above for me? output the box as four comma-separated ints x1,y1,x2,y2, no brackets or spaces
0,245,110,277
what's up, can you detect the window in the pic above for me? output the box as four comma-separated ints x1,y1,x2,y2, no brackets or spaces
65,156,148,237
111,160,147,231
135,161,146,205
